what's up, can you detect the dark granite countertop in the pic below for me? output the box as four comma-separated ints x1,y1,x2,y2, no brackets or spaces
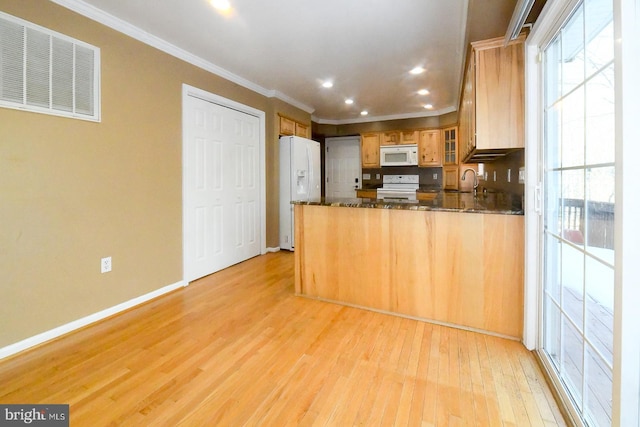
293,191,524,215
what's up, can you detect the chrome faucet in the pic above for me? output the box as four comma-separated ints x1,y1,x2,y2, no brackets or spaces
461,168,478,193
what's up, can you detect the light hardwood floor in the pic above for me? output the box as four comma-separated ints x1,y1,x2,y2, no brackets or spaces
0,252,566,426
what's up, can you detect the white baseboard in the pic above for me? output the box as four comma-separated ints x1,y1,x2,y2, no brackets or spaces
0,280,186,361
265,247,280,253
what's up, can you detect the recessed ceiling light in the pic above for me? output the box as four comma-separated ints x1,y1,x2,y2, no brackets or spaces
345,98,354,105
210,0,231,11
360,110,368,116
322,81,333,88
418,89,430,95
410,66,425,75
424,104,434,109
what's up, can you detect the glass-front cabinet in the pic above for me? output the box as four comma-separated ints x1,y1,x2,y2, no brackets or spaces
442,126,458,165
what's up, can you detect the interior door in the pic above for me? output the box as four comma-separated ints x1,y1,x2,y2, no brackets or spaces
325,136,361,198
183,94,260,282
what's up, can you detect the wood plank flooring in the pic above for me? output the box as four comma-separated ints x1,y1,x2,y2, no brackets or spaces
0,252,566,426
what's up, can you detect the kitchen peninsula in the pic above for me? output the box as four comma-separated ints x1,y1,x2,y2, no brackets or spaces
293,192,524,339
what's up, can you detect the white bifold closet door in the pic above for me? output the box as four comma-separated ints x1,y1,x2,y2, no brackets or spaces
183,94,260,282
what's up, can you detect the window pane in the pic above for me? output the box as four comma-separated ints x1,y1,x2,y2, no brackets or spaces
545,296,562,369
545,234,562,302
562,315,584,405
586,166,615,259
585,0,614,78
585,344,613,426
586,65,615,165
562,7,585,95
562,169,585,243
562,89,585,167
585,256,613,365
546,103,562,169
562,242,584,331
546,37,562,106
545,170,562,235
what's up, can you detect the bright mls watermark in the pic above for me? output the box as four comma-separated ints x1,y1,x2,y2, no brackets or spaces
0,405,68,426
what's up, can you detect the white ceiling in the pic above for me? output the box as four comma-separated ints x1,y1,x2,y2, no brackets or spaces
52,0,516,124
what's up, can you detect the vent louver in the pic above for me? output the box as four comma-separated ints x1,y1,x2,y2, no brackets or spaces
0,11,100,121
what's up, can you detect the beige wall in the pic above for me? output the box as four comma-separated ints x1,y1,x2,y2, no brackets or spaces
0,1,309,348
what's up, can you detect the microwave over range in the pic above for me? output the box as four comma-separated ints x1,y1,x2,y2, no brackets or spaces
379,144,418,167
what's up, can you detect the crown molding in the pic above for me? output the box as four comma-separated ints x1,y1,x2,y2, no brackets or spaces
312,105,457,125
268,90,315,114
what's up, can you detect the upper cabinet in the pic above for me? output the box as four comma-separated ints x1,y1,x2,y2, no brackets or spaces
381,130,419,145
459,35,525,163
361,132,381,168
279,115,310,139
418,130,441,166
442,126,458,165
381,131,400,145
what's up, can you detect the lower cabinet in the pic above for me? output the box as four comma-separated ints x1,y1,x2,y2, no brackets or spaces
356,189,377,198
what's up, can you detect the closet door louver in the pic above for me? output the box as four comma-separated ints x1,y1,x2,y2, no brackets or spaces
0,11,100,121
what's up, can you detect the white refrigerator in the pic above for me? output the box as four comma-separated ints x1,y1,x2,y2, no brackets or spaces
279,135,321,251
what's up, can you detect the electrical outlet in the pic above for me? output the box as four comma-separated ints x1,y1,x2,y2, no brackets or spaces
432,173,438,180
376,174,381,179
518,167,525,184
101,257,112,273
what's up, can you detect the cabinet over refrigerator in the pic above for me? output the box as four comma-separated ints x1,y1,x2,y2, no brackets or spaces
279,136,321,251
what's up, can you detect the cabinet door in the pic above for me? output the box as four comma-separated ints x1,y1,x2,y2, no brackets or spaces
418,130,441,166
381,131,401,145
356,189,377,198
442,126,458,165
361,133,380,168
400,130,419,145
459,53,476,162
295,122,309,138
474,39,524,150
279,116,295,136
443,166,459,190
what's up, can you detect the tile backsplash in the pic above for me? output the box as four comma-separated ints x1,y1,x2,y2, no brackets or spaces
362,166,442,189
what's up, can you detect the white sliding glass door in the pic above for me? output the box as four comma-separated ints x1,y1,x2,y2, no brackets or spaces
541,0,615,425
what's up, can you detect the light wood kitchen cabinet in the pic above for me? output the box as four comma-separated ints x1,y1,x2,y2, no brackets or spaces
279,115,310,138
380,131,401,145
416,192,437,201
459,35,525,163
442,126,458,165
356,189,378,198
381,130,419,145
443,166,459,190
400,130,419,144
418,129,441,166
295,122,309,138
361,132,381,168
279,116,296,136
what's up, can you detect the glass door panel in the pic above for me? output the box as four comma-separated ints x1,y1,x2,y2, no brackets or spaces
542,0,614,425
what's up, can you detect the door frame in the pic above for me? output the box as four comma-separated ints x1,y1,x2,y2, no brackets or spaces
181,84,267,282
325,136,362,197
524,0,640,425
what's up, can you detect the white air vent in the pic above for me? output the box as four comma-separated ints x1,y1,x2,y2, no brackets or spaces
0,11,100,121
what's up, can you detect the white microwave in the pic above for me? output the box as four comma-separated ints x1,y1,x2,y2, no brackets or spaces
380,144,418,166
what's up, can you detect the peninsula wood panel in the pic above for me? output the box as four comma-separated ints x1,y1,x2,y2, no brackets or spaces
294,205,524,338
